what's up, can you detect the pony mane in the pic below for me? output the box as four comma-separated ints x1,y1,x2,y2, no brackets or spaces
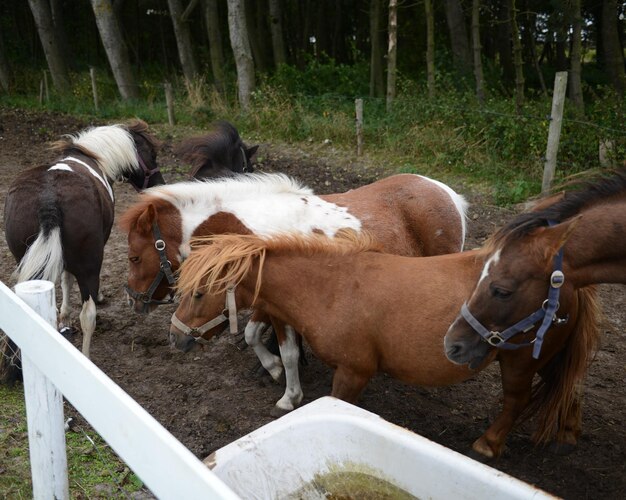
489,167,626,250
51,123,141,181
176,230,379,302
145,172,314,207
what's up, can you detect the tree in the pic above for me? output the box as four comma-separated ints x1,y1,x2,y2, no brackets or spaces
28,0,71,94
204,0,226,93
510,0,524,113
425,0,435,99
471,0,484,104
444,0,472,77
0,29,10,92
568,0,584,112
369,0,384,97
167,0,199,83
601,0,625,95
227,0,255,111
386,0,398,111
269,0,287,67
90,0,139,99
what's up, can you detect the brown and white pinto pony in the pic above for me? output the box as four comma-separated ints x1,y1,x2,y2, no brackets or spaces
169,231,599,459
3,120,163,377
445,168,626,363
175,120,258,179
120,172,468,411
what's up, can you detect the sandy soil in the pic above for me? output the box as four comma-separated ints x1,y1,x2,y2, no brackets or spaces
0,107,624,499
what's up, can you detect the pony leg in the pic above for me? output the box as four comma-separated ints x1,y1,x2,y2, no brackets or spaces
79,297,97,358
272,324,303,417
331,365,372,404
59,271,73,329
472,359,534,459
245,319,283,381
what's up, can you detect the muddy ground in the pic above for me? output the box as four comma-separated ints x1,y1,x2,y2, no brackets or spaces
0,107,624,499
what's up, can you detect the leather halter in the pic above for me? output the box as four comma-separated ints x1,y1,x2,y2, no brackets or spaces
170,287,238,345
131,152,162,192
460,229,569,360
125,221,176,306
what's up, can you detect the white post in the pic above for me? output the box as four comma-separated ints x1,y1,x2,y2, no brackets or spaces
355,98,364,156
542,71,568,195
90,67,99,112
164,82,176,126
15,280,69,500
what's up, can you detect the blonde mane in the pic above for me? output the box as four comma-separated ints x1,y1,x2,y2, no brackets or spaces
176,230,379,302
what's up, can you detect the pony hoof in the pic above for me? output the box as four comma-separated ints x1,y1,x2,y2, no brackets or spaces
548,441,576,456
270,406,292,418
58,326,77,340
467,447,492,463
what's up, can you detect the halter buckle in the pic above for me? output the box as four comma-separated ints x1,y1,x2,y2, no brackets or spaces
155,239,166,251
542,299,560,312
486,331,504,346
550,270,565,288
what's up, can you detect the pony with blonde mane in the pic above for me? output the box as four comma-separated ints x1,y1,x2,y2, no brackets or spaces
170,230,600,458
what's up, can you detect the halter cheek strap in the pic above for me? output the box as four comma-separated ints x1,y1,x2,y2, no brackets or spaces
461,222,568,360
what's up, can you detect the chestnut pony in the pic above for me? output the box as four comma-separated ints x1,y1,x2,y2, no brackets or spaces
120,172,467,411
444,169,626,452
170,231,599,459
2,120,163,375
175,120,258,179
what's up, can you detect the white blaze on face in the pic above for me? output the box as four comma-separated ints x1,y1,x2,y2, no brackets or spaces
478,249,501,285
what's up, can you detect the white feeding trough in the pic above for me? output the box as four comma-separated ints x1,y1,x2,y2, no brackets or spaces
206,397,556,499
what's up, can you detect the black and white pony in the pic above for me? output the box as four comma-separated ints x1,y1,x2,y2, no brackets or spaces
175,120,258,179
2,120,164,381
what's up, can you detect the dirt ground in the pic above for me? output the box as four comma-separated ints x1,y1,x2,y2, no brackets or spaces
0,107,624,499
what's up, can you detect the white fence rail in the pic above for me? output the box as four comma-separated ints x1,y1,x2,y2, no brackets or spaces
0,280,239,499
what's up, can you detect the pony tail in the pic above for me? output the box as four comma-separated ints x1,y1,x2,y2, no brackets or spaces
527,286,601,444
15,227,64,283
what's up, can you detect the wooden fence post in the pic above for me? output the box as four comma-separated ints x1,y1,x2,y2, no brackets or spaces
164,82,176,126
542,71,568,195
15,280,69,500
355,98,364,156
43,70,49,102
90,67,99,112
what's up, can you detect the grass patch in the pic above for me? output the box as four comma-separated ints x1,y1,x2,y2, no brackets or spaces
0,384,146,498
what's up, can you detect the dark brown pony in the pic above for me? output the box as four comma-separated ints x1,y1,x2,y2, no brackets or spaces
444,170,626,451
3,120,163,379
119,173,468,412
175,120,258,179
170,231,600,458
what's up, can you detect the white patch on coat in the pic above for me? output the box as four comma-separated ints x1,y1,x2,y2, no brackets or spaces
479,249,501,285
146,173,362,258
48,163,73,172
62,156,114,201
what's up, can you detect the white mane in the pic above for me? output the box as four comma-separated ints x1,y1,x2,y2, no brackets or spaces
69,124,139,181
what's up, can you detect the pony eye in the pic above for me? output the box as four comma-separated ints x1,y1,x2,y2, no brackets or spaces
193,291,204,299
491,286,512,300
129,256,140,263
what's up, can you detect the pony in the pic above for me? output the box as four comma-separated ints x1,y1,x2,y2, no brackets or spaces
169,231,600,459
443,170,626,452
174,120,258,179
119,172,468,409
3,120,164,373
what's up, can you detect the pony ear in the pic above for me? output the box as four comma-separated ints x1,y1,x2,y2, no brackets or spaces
540,215,582,260
246,145,259,161
136,204,157,234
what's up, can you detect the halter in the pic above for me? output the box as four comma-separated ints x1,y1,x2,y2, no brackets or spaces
240,146,253,173
170,287,238,345
131,152,162,191
125,221,177,306
460,225,569,360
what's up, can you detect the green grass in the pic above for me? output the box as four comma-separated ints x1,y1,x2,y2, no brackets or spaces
0,384,146,498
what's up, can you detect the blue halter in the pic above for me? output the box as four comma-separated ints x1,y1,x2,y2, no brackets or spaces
460,225,569,360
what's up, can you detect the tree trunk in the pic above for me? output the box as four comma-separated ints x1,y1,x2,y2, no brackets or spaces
471,0,484,104
28,0,71,94
369,0,384,97
204,0,226,93
601,0,626,95
269,0,286,66
227,0,255,111
167,0,199,83
244,0,267,72
0,29,11,92
497,1,514,85
386,0,398,112
510,0,524,113
425,0,435,99
444,0,472,77
50,0,72,69
523,8,547,97
568,0,584,112
90,0,139,99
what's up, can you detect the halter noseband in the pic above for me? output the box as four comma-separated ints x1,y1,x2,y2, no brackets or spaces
170,287,238,345
461,224,569,360
125,221,177,306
